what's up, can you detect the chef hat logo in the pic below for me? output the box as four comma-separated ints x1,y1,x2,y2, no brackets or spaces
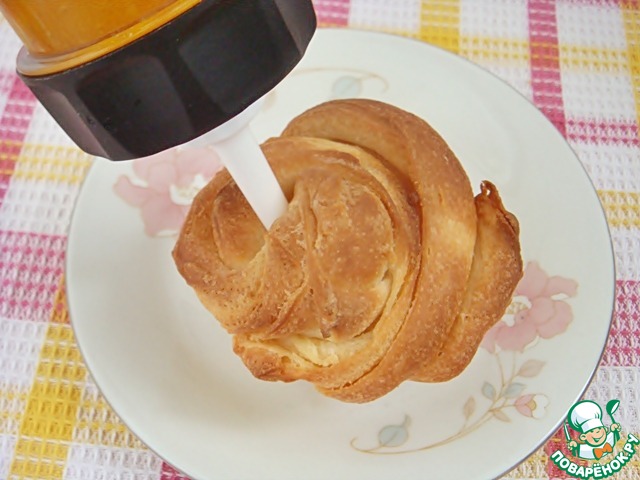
568,400,604,434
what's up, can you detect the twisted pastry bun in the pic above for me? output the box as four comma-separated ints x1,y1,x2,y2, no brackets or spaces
173,99,522,403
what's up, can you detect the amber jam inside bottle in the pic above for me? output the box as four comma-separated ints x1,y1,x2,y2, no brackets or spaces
0,0,200,76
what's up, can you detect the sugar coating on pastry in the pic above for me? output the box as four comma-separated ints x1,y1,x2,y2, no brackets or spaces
172,99,522,403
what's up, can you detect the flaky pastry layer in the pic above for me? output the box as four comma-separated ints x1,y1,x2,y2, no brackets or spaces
172,99,522,403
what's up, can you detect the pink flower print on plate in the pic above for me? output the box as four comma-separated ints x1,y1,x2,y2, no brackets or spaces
114,147,223,236
514,393,549,419
481,261,578,353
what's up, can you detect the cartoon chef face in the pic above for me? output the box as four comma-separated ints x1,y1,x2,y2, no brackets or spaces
580,426,608,447
568,400,608,446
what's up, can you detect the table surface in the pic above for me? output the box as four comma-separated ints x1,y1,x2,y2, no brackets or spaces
1,1,639,479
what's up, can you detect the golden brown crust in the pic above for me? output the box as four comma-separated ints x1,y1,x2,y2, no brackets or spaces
411,181,523,382
172,99,522,403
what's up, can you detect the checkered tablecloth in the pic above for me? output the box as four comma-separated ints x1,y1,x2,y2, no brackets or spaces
0,1,638,479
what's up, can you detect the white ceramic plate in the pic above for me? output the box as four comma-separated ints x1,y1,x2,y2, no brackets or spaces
66,29,615,480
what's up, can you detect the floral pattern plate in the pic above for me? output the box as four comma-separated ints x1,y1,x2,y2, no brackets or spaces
66,29,615,480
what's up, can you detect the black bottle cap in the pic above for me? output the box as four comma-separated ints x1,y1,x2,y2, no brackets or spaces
18,0,317,160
